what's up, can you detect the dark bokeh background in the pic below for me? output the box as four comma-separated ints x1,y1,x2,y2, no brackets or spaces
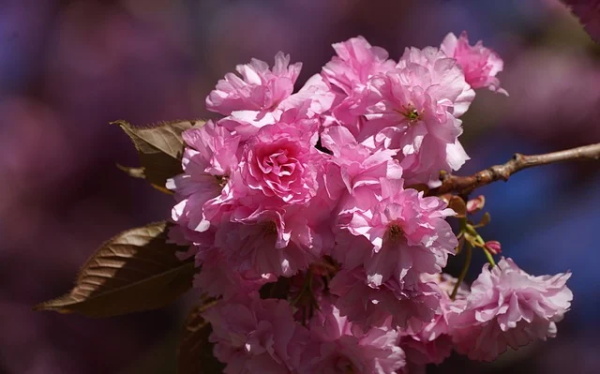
1,1,598,373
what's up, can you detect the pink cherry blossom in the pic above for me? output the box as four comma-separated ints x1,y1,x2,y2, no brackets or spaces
396,46,476,117
199,115,334,277
214,208,320,277
322,36,395,95
440,31,507,95
298,298,406,374
362,70,469,186
193,246,275,299
167,120,240,235
329,268,441,330
320,125,402,195
335,179,457,286
163,35,575,372
206,52,302,118
279,73,337,119
239,117,324,204
320,36,396,135
354,46,475,185
203,297,308,374
450,257,572,361
400,274,468,365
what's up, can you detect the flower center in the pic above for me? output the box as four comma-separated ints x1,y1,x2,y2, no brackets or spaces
386,222,404,243
215,175,228,187
398,104,420,122
335,356,357,374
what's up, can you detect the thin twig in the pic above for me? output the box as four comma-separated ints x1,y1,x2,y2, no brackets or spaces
429,143,600,196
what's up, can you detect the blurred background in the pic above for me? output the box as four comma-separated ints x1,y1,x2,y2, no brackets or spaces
0,0,598,373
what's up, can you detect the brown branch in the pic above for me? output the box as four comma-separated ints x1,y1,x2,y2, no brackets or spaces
429,143,600,196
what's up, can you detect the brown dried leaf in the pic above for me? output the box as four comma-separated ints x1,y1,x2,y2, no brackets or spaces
114,120,205,191
448,195,467,217
178,301,224,374
477,212,492,227
34,222,194,317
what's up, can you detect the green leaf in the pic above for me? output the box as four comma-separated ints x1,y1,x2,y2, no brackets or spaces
114,120,205,192
34,222,195,317
178,301,225,374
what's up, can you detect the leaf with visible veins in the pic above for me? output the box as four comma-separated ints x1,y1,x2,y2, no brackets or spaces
34,222,195,317
114,120,205,192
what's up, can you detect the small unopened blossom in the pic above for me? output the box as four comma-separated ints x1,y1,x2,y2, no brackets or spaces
440,31,507,94
450,258,572,361
484,240,502,255
466,195,486,213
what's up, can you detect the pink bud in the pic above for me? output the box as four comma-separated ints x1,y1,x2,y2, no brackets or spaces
485,240,502,255
466,195,485,213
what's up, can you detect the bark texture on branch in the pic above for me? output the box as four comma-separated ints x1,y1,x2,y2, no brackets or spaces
429,143,600,196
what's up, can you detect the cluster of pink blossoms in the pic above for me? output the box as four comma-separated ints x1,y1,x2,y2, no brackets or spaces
168,32,572,373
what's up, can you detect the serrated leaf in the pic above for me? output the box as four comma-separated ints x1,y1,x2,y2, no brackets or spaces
178,301,225,374
114,120,205,191
34,222,195,317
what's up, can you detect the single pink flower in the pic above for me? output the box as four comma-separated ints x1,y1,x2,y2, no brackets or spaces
298,298,406,374
329,268,441,330
240,117,324,204
450,258,572,361
199,116,336,278
203,297,309,374
214,208,318,277
361,69,469,185
400,274,467,365
335,178,457,286
193,247,275,299
320,125,402,194
167,121,240,235
322,36,395,95
206,52,302,118
396,46,476,117
321,36,397,135
440,32,507,95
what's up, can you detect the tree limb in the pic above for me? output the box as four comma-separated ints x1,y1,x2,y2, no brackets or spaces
429,143,600,196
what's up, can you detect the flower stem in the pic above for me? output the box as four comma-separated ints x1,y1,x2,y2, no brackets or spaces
451,243,472,300
482,247,496,267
